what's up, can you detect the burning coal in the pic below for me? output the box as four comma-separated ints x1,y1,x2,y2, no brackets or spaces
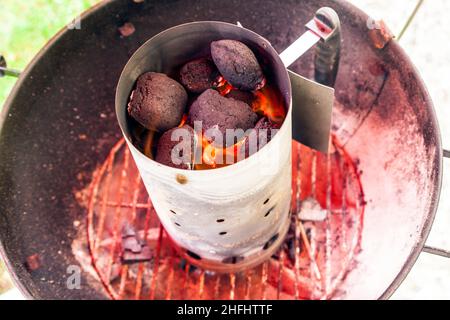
127,72,187,132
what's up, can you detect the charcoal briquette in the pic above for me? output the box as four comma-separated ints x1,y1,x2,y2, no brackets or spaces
226,89,255,106
155,125,195,169
127,72,187,132
211,40,265,91
180,58,219,93
188,89,258,147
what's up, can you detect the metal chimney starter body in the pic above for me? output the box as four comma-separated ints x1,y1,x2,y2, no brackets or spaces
116,22,293,272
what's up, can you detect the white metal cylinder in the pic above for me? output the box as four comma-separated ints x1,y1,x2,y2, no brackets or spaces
116,22,292,272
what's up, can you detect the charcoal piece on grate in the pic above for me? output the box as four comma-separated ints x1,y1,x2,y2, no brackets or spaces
122,236,142,253
121,245,152,264
121,221,154,259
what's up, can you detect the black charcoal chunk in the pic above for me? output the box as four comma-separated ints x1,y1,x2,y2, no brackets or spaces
180,58,219,93
188,89,258,147
226,89,255,106
127,72,187,132
211,40,265,91
122,236,142,253
121,223,153,264
155,125,195,169
121,245,152,264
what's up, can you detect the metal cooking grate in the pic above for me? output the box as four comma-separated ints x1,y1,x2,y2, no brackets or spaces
86,137,364,300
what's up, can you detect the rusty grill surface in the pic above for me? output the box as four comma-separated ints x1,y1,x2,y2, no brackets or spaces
84,137,364,300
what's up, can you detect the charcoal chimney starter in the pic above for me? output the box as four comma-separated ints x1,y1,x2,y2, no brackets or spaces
116,22,293,272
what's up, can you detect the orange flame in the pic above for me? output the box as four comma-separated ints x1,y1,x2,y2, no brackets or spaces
252,85,286,124
178,114,188,127
194,134,246,170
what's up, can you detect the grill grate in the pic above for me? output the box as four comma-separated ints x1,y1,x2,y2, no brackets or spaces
86,137,364,300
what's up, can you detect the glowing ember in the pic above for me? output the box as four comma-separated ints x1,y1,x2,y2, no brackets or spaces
252,84,285,124
178,114,188,127
214,76,234,96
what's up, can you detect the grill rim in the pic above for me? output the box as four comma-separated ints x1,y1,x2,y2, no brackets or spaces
375,36,443,302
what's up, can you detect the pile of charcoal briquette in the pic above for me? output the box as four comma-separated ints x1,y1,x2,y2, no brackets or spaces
127,39,284,169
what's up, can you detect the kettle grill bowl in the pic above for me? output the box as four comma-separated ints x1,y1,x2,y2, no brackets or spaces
0,0,441,299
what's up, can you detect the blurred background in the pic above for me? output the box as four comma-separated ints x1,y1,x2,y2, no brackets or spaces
0,0,449,299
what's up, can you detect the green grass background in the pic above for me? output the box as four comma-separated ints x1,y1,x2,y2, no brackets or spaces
0,0,101,110
0,0,101,294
